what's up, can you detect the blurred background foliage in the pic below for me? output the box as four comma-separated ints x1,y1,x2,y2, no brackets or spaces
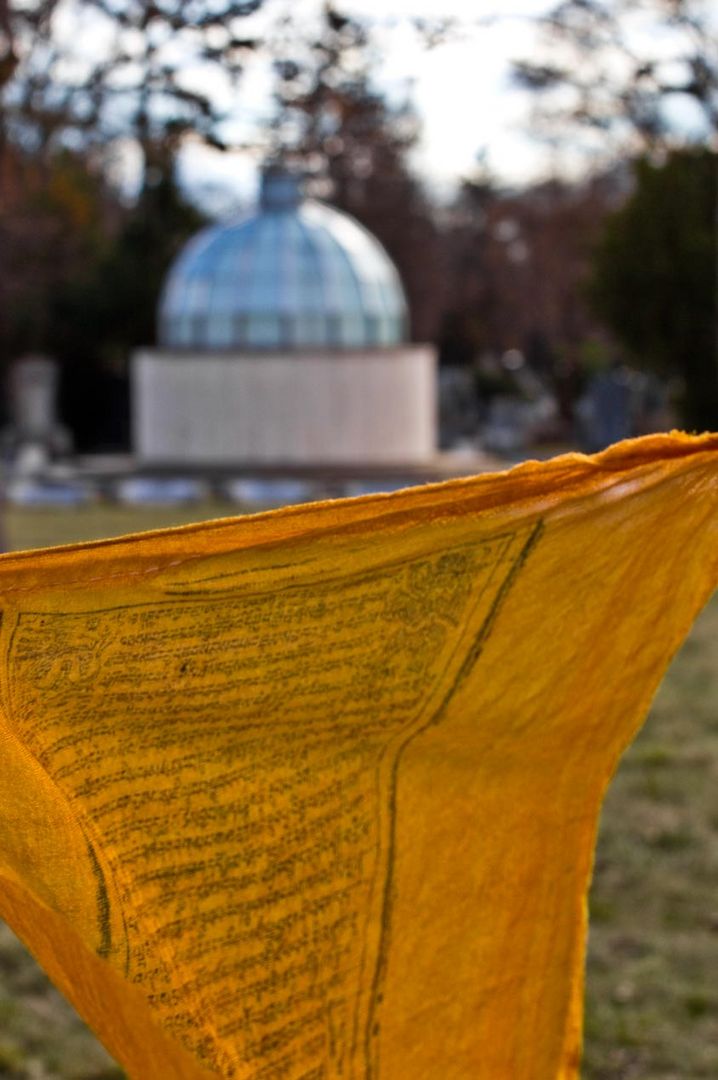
0,0,716,447
589,148,718,431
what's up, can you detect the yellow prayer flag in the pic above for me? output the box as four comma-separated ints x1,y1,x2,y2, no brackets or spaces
0,432,717,1079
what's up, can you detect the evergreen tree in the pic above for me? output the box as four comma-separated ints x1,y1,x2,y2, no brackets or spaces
589,149,717,430
55,152,206,450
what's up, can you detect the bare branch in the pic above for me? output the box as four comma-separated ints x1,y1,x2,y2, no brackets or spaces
512,0,718,157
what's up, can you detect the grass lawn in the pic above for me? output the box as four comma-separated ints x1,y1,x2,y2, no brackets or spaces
583,594,718,1079
0,503,716,1078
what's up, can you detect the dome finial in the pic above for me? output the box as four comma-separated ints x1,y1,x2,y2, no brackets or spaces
260,165,303,211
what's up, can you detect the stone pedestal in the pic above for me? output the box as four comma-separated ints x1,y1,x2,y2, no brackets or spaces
132,347,437,466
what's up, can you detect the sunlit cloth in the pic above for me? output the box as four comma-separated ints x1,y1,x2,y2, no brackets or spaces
0,432,716,1080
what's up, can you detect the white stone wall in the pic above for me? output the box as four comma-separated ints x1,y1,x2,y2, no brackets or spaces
132,348,437,465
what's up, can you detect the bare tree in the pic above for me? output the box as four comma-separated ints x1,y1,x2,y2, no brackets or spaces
265,3,448,342
2,0,264,182
513,0,718,159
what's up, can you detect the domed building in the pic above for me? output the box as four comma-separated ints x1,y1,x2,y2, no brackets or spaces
132,168,436,467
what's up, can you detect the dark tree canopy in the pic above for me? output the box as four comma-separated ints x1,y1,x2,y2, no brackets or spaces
57,157,206,450
0,0,263,447
0,145,114,361
438,171,621,421
0,138,205,447
589,148,717,430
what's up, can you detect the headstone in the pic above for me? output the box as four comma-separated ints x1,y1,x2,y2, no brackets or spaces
438,367,481,449
575,366,668,453
2,355,72,473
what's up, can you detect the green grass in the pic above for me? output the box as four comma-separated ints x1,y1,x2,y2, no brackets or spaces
0,922,123,1080
3,500,235,552
0,504,716,1077
583,595,718,1080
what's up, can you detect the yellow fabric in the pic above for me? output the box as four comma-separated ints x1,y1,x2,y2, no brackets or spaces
0,432,717,1080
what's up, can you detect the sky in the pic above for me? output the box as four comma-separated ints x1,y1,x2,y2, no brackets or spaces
175,0,558,211
341,0,557,183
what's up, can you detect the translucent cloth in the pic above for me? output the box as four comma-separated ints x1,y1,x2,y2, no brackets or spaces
0,432,716,1080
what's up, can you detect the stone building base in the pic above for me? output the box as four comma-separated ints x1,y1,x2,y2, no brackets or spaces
132,348,437,466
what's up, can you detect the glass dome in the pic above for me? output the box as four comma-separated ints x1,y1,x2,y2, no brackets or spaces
158,170,409,351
